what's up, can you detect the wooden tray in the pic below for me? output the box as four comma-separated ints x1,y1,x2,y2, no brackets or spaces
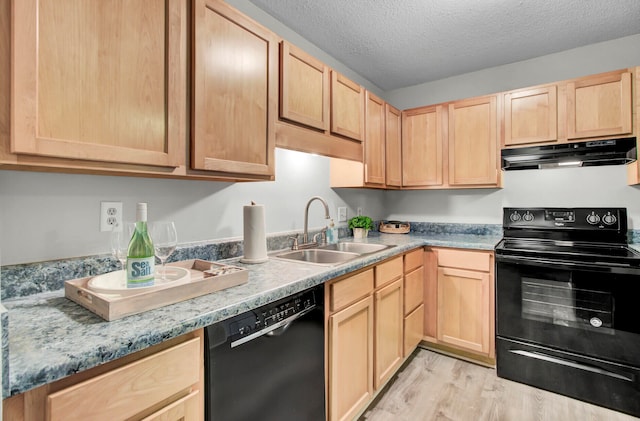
65,260,248,321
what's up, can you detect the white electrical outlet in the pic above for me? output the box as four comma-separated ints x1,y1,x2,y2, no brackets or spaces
100,201,123,232
337,207,347,222
357,207,363,216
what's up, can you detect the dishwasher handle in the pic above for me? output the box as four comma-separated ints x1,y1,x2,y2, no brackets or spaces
230,305,315,348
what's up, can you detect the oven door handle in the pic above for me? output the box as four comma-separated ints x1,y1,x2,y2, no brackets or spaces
509,350,635,382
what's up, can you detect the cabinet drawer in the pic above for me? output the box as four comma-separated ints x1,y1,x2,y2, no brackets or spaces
330,269,374,312
47,337,201,421
375,256,403,288
404,266,424,315
141,389,200,421
404,249,423,273
436,249,492,272
404,304,424,357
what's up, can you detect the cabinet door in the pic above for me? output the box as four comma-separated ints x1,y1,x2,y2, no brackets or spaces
385,104,402,187
504,86,558,146
140,390,200,421
192,0,276,177
448,96,498,186
404,304,424,357
279,41,329,131
364,91,386,187
374,279,403,390
401,105,444,187
567,71,633,139
11,0,185,167
330,71,365,141
437,267,490,355
329,295,374,421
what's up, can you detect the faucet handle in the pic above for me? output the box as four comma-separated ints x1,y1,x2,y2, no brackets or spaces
289,234,299,250
313,229,327,245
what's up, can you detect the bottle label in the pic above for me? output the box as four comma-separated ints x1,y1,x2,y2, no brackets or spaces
127,257,155,288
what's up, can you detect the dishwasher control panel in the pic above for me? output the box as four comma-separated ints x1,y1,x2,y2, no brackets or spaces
228,288,318,339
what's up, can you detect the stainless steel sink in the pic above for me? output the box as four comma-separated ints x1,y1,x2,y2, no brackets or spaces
274,242,395,265
275,249,360,265
319,242,392,254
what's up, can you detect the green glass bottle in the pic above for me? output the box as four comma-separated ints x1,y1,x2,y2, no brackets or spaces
126,203,155,288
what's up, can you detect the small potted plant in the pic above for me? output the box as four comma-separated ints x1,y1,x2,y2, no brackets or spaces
348,215,374,239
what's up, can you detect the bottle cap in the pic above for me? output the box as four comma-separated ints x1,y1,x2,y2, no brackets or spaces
136,203,148,222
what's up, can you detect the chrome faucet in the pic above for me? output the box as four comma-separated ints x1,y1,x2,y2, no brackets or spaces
302,196,330,245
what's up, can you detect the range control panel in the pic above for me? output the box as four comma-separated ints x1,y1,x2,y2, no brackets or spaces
504,207,627,231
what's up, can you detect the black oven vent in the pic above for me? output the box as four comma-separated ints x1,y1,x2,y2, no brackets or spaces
501,137,637,171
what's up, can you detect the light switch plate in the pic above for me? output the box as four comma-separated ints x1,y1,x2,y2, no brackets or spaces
337,207,347,222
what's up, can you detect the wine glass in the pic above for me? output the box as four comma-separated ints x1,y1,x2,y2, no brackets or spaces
110,222,134,271
151,221,178,281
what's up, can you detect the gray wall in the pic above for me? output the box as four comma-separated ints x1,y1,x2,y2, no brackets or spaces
227,0,384,96
0,149,385,265
385,165,640,226
383,33,640,228
1,2,639,266
385,33,640,109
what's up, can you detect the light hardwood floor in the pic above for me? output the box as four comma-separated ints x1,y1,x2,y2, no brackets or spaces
361,348,639,421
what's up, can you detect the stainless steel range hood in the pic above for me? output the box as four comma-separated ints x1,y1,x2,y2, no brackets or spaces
501,137,637,170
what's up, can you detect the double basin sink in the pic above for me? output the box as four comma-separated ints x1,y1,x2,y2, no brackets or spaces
275,242,395,265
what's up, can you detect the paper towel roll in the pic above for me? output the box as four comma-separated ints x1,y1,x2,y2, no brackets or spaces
240,202,268,264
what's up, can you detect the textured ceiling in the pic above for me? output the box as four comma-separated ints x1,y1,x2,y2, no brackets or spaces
249,0,640,91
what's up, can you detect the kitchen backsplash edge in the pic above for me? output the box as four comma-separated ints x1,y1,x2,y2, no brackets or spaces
3,223,635,300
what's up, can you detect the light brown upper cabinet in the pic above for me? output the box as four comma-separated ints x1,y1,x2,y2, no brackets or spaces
567,70,633,139
627,67,640,186
448,95,499,186
275,49,363,162
330,93,396,189
11,0,186,168
279,41,330,131
401,105,444,187
364,92,386,187
192,0,277,178
331,71,365,142
385,104,402,188
504,86,558,146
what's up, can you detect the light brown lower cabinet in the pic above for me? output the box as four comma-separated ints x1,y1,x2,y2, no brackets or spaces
423,248,496,364
403,248,425,357
404,304,425,357
141,390,200,421
3,330,204,421
372,257,404,393
327,250,424,421
328,289,374,421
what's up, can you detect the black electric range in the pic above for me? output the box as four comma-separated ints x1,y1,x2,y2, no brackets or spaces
495,207,640,417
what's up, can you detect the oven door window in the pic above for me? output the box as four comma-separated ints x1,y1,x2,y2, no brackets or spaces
496,260,640,367
521,276,613,332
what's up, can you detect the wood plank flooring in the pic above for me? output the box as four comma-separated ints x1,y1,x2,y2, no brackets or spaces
361,348,639,421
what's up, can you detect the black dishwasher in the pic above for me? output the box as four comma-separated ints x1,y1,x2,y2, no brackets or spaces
205,284,325,421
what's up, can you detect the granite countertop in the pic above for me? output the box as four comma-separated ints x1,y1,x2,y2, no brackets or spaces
2,233,500,398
